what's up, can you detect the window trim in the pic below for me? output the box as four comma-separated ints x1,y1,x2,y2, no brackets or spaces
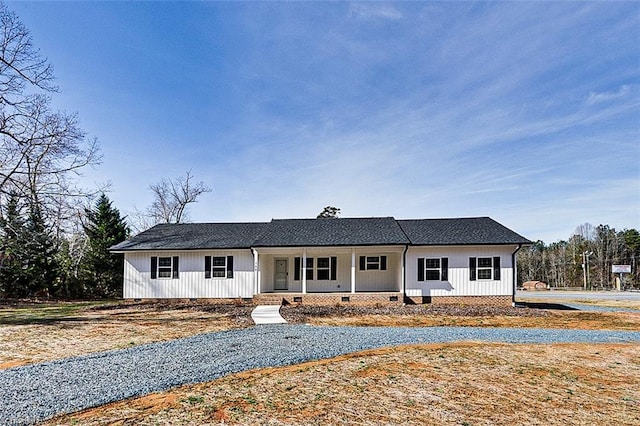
359,255,387,271
151,256,179,279
204,255,234,279
417,257,448,282
469,256,500,281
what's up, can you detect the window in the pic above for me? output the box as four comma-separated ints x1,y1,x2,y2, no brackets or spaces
212,257,227,277
425,258,441,281
477,257,492,280
204,256,234,279
469,257,500,281
151,256,179,279
359,255,387,271
317,257,330,280
417,257,448,281
294,256,338,281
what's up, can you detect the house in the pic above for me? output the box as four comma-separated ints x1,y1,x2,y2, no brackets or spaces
109,216,531,306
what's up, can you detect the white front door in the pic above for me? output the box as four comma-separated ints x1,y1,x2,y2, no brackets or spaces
274,259,288,290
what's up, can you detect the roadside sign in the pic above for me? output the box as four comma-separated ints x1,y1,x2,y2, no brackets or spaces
612,265,631,273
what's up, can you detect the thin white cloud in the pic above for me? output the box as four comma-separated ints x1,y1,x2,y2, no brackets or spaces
348,3,403,21
586,85,631,106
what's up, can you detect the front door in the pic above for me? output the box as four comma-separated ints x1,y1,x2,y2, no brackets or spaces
274,259,288,291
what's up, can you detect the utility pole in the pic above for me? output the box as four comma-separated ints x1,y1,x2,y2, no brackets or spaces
583,251,592,291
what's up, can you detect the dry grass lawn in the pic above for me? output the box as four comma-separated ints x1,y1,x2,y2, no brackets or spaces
302,310,640,330
519,296,640,310
45,342,640,426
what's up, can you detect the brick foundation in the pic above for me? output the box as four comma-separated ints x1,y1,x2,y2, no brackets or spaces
124,294,511,307
123,298,253,306
254,292,403,306
405,295,512,307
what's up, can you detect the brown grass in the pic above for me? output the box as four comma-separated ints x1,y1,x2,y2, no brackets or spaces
45,342,640,426
519,297,640,310
305,311,640,330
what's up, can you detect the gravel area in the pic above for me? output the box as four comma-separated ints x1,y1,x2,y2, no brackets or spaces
2,325,640,426
562,303,640,313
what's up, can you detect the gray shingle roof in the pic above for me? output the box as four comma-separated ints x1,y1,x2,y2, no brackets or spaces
109,222,267,251
110,217,530,251
252,217,410,247
397,217,531,245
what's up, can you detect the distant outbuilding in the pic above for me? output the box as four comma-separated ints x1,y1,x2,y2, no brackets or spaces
522,281,548,291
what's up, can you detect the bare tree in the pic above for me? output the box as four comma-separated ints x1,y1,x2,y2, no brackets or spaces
147,171,211,225
0,2,101,230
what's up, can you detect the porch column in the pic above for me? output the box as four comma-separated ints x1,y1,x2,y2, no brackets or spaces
252,249,260,295
302,248,307,294
351,248,356,294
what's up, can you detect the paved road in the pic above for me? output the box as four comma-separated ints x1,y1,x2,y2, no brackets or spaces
516,290,640,301
2,325,640,425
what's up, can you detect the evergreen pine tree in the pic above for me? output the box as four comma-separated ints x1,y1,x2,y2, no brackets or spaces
82,194,130,297
0,195,57,297
0,194,28,297
23,205,58,296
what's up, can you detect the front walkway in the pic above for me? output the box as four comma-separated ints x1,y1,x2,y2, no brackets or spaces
251,305,287,324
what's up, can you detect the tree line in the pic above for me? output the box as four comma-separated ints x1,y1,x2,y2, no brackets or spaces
517,223,640,290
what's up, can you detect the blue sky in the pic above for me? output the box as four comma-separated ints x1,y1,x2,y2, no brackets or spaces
8,1,640,242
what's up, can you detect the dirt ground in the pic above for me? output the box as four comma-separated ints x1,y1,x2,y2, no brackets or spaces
45,342,640,426
1,300,639,369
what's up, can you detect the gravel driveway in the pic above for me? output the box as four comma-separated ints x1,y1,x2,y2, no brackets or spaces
2,324,639,425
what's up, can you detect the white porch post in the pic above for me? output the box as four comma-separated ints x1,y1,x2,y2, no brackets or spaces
351,248,356,294
400,251,405,293
252,249,260,295
302,248,307,294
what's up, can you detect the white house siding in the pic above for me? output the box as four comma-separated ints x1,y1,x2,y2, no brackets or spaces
354,251,402,292
405,246,517,297
123,250,254,299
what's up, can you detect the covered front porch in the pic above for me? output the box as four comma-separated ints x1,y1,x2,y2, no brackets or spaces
252,246,406,295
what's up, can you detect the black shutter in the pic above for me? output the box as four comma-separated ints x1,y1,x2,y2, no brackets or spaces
227,256,234,278
294,257,300,281
418,258,424,281
205,256,211,279
359,256,366,270
306,258,313,280
441,258,448,281
151,257,157,279
330,256,337,280
172,256,179,279
493,256,501,280
469,257,476,281
381,255,387,271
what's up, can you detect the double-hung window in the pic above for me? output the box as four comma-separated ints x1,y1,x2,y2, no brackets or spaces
151,256,179,279
469,257,501,281
294,256,337,281
317,257,330,280
417,257,448,281
204,256,234,279
359,255,387,271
